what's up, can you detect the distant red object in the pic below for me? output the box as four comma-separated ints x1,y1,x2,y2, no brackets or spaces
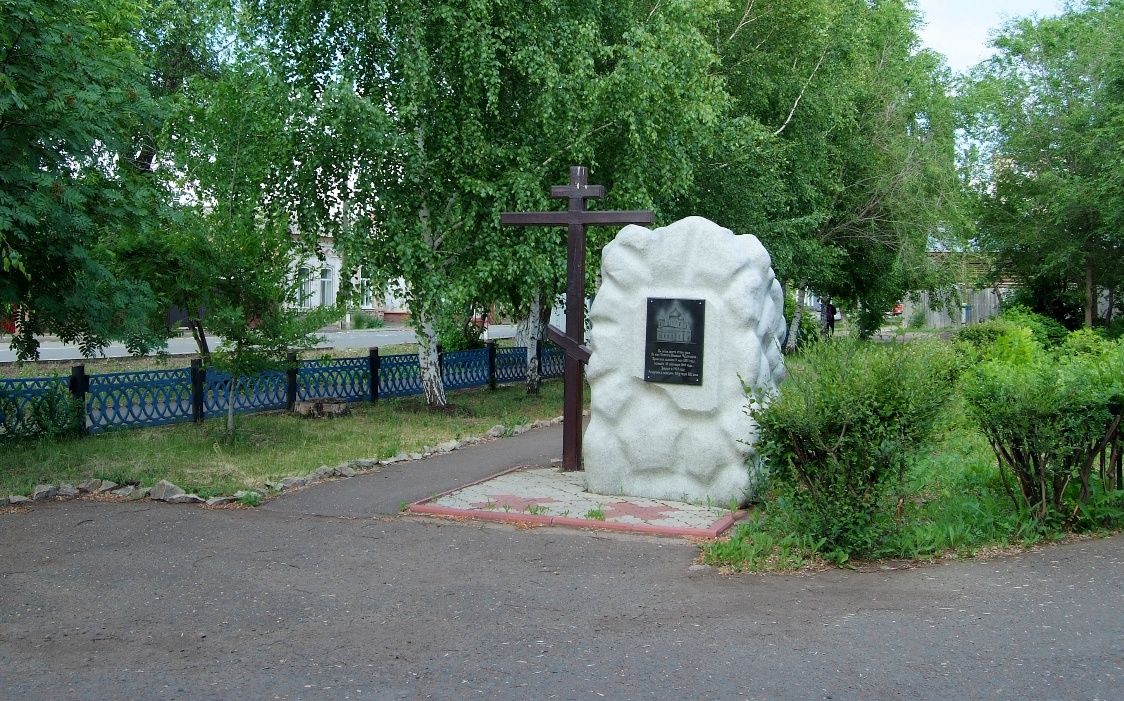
891,303,904,316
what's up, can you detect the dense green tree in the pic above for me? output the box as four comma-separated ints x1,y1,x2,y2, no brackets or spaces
681,0,962,342
161,59,331,435
0,0,167,358
961,0,1124,328
246,0,725,405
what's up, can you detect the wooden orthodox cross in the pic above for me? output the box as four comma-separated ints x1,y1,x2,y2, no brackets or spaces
501,166,654,471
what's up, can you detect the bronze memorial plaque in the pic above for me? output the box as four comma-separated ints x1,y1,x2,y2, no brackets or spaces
644,298,705,385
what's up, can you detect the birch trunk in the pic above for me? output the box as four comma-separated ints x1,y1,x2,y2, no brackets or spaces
415,314,447,407
784,288,806,354
520,293,544,395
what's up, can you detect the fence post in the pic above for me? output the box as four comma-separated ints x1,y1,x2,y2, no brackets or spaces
69,364,88,436
487,341,497,390
286,351,298,410
190,359,205,423
369,347,380,403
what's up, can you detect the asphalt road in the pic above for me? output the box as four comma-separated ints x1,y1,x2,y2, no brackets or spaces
1,427,1122,700
0,325,517,363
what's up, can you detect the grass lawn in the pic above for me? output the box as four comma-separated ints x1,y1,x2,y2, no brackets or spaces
1,380,566,498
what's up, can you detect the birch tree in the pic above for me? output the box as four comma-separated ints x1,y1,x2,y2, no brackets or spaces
246,0,725,405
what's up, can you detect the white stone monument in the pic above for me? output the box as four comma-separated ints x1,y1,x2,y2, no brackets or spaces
583,216,786,506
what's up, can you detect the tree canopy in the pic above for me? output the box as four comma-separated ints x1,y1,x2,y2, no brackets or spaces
961,0,1124,327
680,0,962,337
0,0,166,358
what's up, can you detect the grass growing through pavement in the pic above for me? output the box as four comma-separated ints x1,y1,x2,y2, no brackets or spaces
0,381,565,498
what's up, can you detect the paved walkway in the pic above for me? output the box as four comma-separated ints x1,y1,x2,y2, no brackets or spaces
2,425,1123,700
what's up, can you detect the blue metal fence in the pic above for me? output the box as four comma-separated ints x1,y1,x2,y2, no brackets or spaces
204,370,288,417
441,348,489,390
1,343,564,437
496,347,528,384
379,353,423,398
0,376,71,437
299,357,369,402
87,368,193,432
542,344,565,378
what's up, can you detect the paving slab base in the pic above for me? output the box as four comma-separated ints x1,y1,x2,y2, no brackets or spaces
408,466,744,538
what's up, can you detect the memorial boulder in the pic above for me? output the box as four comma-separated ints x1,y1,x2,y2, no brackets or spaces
583,217,786,505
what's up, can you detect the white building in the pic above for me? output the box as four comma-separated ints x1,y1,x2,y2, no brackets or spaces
294,241,410,325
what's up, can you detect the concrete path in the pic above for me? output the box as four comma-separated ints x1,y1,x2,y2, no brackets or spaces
2,426,1123,700
262,425,564,519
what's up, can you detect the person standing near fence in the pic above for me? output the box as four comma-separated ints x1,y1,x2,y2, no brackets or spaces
822,298,837,335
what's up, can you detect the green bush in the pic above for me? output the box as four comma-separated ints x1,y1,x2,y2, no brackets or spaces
749,339,959,558
999,304,1068,348
351,311,385,330
963,339,1124,522
1099,316,1124,340
908,308,926,329
954,318,1019,351
0,384,85,441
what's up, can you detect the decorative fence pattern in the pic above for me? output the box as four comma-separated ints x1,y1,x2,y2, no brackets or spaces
204,370,288,417
0,376,71,437
0,343,566,438
88,368,193,432
298,357,369,402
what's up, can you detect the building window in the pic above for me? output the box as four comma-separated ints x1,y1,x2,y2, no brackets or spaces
360,277,374,309
319,266,336,307
298,267,316,310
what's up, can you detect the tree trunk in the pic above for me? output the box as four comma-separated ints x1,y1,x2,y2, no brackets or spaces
415,314,447,407
1085,260,1095,328
520,293,545,395
190,320,211,358
784,288,806,354
226,376,236,438
1106,288,1114,323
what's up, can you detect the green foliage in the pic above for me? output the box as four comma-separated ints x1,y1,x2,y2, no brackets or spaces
782,292,821,351
351,312,384,331
1,0,168,359
433,297,485,353
961,2,1124,326
237,491,262,508
963,339,1124,521
584,506,606,521
908,309,927,330
684,0,963,331
244,0,727,405
0,384,84,441
704,516,823,571
1101,316,1124,341
954,319,1019,352
999,305,1068,348
1061,328,1113,357
750,340,959,557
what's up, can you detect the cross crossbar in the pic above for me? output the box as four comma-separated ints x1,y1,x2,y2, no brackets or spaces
500,166,653,471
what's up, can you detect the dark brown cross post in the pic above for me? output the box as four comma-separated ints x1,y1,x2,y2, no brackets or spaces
501,166,654,471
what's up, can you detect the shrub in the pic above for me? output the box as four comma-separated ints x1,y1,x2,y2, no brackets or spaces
908,308,926,329
0,384,85,441
749,339,959,558
999,304,1068,348
963,340,1124,522
351,311,385,330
